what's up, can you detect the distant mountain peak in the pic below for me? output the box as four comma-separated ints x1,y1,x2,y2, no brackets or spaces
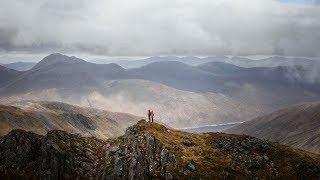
146,60,187,66
0,64,15,72
32,53,87,69
141,60,190,69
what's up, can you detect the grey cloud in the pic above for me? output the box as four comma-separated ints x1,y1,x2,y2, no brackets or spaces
0,0,319,56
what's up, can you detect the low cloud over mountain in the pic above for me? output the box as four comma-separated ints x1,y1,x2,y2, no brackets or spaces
1,0,320,56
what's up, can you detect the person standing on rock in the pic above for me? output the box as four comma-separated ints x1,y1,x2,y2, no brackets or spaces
148,109,152,122
151,110,155,123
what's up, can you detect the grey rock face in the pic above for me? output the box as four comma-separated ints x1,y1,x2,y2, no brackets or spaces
1,121,319,179
186,160,196,171
182,138,193,146
0,129,108,179
109,123,177,179
212,136,277,177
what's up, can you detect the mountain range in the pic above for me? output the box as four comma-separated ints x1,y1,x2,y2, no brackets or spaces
1,53,320,128
112,55,319,69
1,53,320,178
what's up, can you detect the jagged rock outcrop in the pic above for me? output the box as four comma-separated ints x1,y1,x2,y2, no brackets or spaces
0,120,319,179
0,129,109,179
0,120,177,179
112,122,177,179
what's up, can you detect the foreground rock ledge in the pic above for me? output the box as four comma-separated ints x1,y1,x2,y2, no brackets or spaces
0,120,319,179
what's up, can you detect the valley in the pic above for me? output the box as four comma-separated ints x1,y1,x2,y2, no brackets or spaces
1,53,320,178
1,1,320,178
1,53,320,129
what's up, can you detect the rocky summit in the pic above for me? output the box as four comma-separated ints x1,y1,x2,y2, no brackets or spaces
0,120,320,179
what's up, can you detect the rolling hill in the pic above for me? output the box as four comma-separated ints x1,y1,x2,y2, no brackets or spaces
0,101,141,139
226,102,320,154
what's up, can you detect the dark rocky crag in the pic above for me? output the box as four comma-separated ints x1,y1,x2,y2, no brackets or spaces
0,121,177,179
0,120,319,179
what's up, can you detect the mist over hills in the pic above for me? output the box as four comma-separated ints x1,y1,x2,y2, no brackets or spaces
113,55,319,69
115,56,220,68
131,61,320,110
127,61,222,93
227,102,320,154
0,65,22,86
0,79,262,128
1,53,320,178
1,53,320,128
226,56,320,69
1,62,36,71
199,61,320,91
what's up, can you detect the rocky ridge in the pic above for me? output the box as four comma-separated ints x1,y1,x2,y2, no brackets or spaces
0,120,319,179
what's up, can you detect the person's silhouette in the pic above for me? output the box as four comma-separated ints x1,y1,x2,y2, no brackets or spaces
150,110,154,122
147,109,152,122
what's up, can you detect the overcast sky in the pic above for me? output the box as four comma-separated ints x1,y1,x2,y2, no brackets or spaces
0,0,320,59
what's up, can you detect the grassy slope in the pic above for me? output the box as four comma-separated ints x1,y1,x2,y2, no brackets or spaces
121,120,320,178
227,102,320,154
0,102,141,138
1,120,319,178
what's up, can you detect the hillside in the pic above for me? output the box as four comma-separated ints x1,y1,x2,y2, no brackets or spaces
128,61,224,93
226,102,320,154
0,79,262,128
0,101,140,139
2,62,36,71
133,61,320,110
0,53,127,94
199,61,320,90
0,120,319,179
0,65,21,86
